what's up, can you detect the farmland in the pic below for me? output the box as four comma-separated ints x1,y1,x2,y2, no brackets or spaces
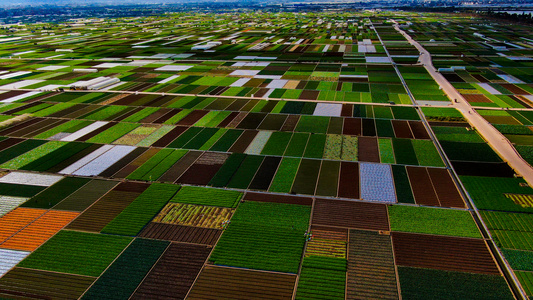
0,8,530,299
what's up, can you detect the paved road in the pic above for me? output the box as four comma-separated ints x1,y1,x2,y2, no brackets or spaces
393,22,533,186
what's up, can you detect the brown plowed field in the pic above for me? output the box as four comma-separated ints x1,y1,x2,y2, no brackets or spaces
312,198,389,231
249,156,282,190
472,74,490,83
151,126,188,148
113,148,160,178
48,104,88,118
226,112,248,128
146,95,177,107
257,114,287,131
228,130,258,153
0,267,95,299
299,90,319,100
408,121,430,139
66,183,147,232
139,223,222,246
463,94,492,103
176,153,228,184
501,84,529,95
218,112,239,127
341,104,353,117
343,118,362,136
0,118,44,136
61,105,100,119
0,91,26,101
113,182,150,193
131,243,211,299
187,265,297,300
51,104,90,118
406,166,465,208
280,115,300,132
227,99,248,111
347,230,398,300
2,102,41,114
252,88,268,98
11,118,61,138
427,167,466,208
391,120,413,139
159,151,202,183
0,138,24,152
358,137,380,163
406,166,440,206
25,119,68,138
154,110,180,124
113,107,144,122
428,121,471,127
112,93,145,106
236,112,267,129
112,148,159,179
177,110,209,126
391,232,500,275
311,225,348,241
176,163,224,185
338,162,359,199
140,108,173,123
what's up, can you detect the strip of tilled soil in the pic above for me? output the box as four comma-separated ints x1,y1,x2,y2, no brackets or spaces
347,230,398,299
131,243,211,299
391,232,500,275
0,268,95,299
139,223,222,245
312,198,389,231
187,265,296,300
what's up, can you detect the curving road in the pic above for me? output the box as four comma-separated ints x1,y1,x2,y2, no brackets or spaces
393,22,533,187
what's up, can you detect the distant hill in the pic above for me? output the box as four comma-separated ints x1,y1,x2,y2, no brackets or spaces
0,0,245,7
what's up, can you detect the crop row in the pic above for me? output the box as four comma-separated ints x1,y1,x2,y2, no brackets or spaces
170,186,242,208
295,257,347,300
18,230,132,277
101,183,180,236
481,211,533,232
153,203,233,229
209,201,310,273
81,238,169,299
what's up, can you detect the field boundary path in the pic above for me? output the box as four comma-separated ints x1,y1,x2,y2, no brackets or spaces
392,21,533,187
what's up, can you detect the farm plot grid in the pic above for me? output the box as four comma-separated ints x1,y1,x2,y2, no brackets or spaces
0,10,530,300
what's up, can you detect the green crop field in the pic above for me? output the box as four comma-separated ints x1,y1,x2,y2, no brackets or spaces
0,8,529,299
18,231,132,277
209,201,310,273
170,186,243,208
389,205,481,238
